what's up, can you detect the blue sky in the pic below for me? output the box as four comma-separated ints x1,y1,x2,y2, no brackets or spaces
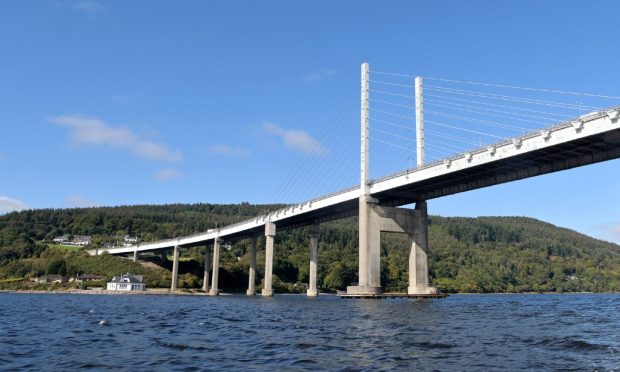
1,1,619,243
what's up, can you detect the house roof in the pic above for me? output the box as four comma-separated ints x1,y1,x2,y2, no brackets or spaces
108,273,144,284
77,274,103,280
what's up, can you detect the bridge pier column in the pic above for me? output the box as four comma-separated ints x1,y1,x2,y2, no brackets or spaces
307,224,320,297
262,222,276,297
171,244,179,290
202,246,210,292
348,202,437,295
247,236,257,296
133,248,138,262
347,197,382,295
408,201,436,294
209,237,222,296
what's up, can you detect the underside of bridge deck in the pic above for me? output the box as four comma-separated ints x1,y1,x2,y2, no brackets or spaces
374,128,620,207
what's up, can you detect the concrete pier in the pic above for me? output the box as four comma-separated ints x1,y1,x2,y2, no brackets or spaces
408,201,435,294
171,244,179,290
307,224,319,297
347,197,382,295
133,248,138,262
340,292,447,299
347,201,436,296
209,237,222,296
262,222,276,297
202,246,210,292
247,236,257,296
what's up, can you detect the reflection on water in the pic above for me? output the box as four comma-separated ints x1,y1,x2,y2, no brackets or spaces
1,293,619,370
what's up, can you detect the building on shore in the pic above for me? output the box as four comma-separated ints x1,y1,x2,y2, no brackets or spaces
52,235,92,246
34,275,68,284
122,235,139,247
106,273,146,291
72,274,103,283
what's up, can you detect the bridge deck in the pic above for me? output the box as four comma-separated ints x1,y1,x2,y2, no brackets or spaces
91,106,620,256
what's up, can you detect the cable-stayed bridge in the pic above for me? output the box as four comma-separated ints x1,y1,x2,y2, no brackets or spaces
90,63,620,297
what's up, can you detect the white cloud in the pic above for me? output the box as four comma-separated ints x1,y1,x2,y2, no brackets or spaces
207,144,250,157
49,115,182,162
304,68,337,82
71,0,105,14
262,122,328,156
154,168,182,181
0,196,28,214
65,194,99,208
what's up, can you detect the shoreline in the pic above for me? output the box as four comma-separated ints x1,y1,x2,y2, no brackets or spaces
0,288,214,296
0,289,617,296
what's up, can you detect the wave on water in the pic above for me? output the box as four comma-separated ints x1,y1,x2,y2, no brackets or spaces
2,293,620,370
536,336,615,352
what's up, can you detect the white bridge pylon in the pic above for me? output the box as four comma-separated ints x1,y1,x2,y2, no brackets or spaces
90,63,620,297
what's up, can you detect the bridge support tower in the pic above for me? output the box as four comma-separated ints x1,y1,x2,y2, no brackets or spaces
408,201,435,294
209,237,222,296
171,244,180,290
247,236,257,296
347,63,435,295
347,200,436,295
307,224,320,297
203,245,210,292
262,222,276,297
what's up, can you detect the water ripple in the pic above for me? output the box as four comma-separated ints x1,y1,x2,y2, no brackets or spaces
1,293,620,370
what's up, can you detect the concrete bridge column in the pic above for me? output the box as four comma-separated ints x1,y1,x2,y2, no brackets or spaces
262,222,276,297
307,224,320,297
247,236,257,296
347,197,382,295
133,247,138,262
202,246,210,292
209,237,222,296
171,244,180,290
408,201,434,294
347,202,437,295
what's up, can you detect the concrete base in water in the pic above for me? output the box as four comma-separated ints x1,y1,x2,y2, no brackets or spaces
339,292,448,299
346,285,382,295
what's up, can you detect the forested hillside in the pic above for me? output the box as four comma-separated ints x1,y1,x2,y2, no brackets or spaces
1,204,619,292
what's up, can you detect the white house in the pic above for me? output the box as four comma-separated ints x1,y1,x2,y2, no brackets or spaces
120,235,140,247
52,235,91,246
106,273,146,291
53,235,69,243
73,235,92,246
124,235,139,243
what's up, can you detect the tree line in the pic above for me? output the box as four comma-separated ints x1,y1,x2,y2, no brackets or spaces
1,204,619,292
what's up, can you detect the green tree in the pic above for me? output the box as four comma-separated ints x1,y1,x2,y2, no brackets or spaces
47,259,67,276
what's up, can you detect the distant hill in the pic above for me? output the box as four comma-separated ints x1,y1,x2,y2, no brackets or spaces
0,204,619,292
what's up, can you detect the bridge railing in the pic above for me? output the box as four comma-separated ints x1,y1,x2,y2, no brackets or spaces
372,106,619,185
245,185,359,223
101,105,619,252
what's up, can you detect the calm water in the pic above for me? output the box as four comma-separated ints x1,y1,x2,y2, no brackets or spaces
1,293,619,371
